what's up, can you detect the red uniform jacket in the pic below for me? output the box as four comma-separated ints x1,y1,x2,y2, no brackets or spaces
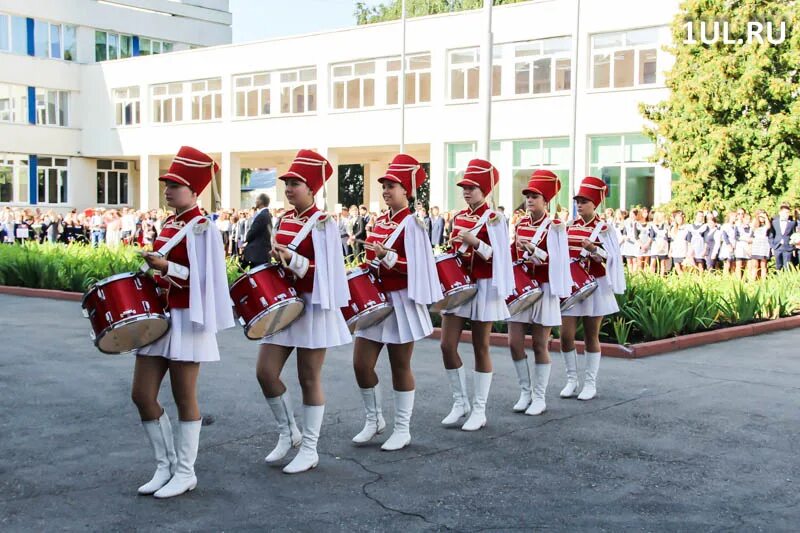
365,207,410,292
274,204,319,294
512,213,561,285
447,202,494,279
153,205,203,309
567,215,607,278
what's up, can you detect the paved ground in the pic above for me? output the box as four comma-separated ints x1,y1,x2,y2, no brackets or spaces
0,293,799,532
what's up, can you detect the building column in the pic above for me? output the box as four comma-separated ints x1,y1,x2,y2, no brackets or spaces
139,154,160,211
496,140,514,212
221,151,241,210
428,140,446,212
364,159,387,214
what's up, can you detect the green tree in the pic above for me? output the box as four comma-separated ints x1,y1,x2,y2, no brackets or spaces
354,0,528,25
641,0,800,214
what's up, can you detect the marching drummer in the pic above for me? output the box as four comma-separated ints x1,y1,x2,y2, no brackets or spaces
256,149,351,474
558,177,625,401
351,154,442,451
439,159,514,431
133,146,234,498
506,170,572,415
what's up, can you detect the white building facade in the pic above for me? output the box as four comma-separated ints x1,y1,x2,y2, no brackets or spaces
1,0,681,214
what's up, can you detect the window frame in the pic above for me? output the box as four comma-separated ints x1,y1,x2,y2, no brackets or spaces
0,82,28,124
447,47,502,102
277,67,317,115
96,160,130,206
189,78,223,122
330,60,377,111
588,133,656,209
589,27,666,91
36,156,69,205
112,86,141,126
35,88,69,127
95,29,134,62
151,82,185,124
510,36,573,97
0,155,29,205
233,72,272,119
385,53,432,106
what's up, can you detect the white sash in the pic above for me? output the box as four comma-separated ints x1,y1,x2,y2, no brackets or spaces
140,215,203,273
457,209,493,255
369,214,411,269
578,221,605,258
288,211,325,251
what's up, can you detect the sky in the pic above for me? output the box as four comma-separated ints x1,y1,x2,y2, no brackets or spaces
230,0,384,43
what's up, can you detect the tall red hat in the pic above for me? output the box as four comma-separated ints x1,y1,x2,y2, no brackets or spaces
279,149,333,195
522,169,561,203
159,146,219,194
574,176,608,207
457,158,499,196
378,154,427,198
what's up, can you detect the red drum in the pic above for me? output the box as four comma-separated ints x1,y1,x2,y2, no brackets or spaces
230,263,305,340
430,253,477,313
341,267,393,333
81,272,169,354
505,261,543,316
560,261,598,312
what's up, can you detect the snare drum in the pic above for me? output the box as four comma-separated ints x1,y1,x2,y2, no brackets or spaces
430,253,477,313
230,263,305,340
505,261,543,317
341,266,393,332
559,261,598,312
81,272,169,354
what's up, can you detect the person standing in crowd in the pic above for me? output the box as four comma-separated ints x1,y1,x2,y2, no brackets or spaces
416,204,431,235
751,210,771,279
443,210,453,242
686,211,708,272
734,211,753,277
338,208,351,257
793,207,800,264
90,209,105,247
668,210,689,275
216,211,231,254
352,205,369,258
429,206,445,247
636,208,651,271
769,204,797,270
121,208,137,245
621,208,640,272
718,212,737,274
242,194,272,269
648,211,670,275
105,210,122,247
703,214,722,271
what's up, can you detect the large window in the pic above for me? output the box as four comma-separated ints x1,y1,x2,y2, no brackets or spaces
113,86,140,126
445,142,501,210
591,27,666,90
448,47,501,101
0,83,29,124
152,82,184,123
512,37,572,95
512,138,571,210
33,20,75,60
37,157,68,205
234,72,271,118
96,160,129,205
35,89,69,127
332,61,376,110
0,14,28,55
190,78,222,121
0,155,28,204
386,53,432,105
589,134,655,209
95,30,133,62
279,67,316,114
139,38,173,56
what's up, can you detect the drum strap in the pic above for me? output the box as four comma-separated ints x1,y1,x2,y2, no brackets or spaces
368,215,411,270
140,216,204,273
578,222,605,258
457,209,493,255
531,217,550,248
288,211,325,252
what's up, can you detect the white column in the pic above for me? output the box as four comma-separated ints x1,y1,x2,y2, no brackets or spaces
75,26,96,64
139,154,160,210
69,157,96,209
365,160,387,213
497,140,514,212
221,151,241,209
428,140,446,211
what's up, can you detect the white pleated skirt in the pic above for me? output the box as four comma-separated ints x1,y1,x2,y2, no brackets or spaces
137,309,220,363
260,292,352,349
561,276,620,318
356,288,433,344
507,282,562,327
441,278,510,322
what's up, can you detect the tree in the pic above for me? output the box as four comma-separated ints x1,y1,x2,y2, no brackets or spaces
354,0,528,25
641,0,800,214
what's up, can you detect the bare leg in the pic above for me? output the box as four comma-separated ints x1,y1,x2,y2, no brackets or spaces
471,320,493,373
256,343,292,399
559,316,578,352
168,361,201,422
353,337,383,389
582,316,604,353
296,348,326,406
440,314,467,370
387,342,415,392
531,324,552,364
131,356,169,421
507,322,529,362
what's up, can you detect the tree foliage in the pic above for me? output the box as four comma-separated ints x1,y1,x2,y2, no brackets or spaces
641,0,800,214
354,0,528,25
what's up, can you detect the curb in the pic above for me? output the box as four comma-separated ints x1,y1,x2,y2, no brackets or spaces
0,285,83,302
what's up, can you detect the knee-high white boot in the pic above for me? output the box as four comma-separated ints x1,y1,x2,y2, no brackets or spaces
461,371,492,431
512,358,532,412
265,392,302,463
138,410,177,495
578,352,601,400
153,419,201,498
525,363,551,415
441,366,471,426
352,386,386,444
381,390,414,451
283,405,324,474
559,350,579,398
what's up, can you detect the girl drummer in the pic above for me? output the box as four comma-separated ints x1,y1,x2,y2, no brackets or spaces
558,177,625,402
256,149,351,474
439,159,514,431
507,170,571,416
351,155,442,451
134,146,234,498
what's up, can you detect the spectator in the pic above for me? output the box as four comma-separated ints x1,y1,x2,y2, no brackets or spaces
242,194,272,269
769,203,797,270
429,206,445,246
751,210,771,279
90,209,106,247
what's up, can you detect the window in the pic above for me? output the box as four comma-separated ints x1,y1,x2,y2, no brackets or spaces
96,160,129,205
190,78,222,121
279,67,316,114
0,14,7,52
32,21,76,60
152,82,184,123
1,14,28,55
331,61,376,110
445,141,501,210
386,53,432,105
113,86,141,126
35,89,69,126
591,27,666,89
511,138,571,210
139,38,173,56
448,47,501,101
95,30,133,61
234,72,271,118
0,155,28,204
589,134,655,209
512,37,572,95
37,157,68,204
0,83,29,124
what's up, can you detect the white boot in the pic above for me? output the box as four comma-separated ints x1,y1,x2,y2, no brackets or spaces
265,392,302,463
461,371,492,431
525,363,551,416
441,366,471,426
381,390,414,451
137,411,177,495
352,386,386,444
559,350,579,398
578,352,601,401
283,405,324,474
153,420,201,498
512,358,532,412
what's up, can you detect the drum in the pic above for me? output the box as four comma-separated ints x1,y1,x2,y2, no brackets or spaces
559,261,598,312
341,266,393,333
430,253,477,313
81,272,169,354
505,261,543,316
230,263,305,340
